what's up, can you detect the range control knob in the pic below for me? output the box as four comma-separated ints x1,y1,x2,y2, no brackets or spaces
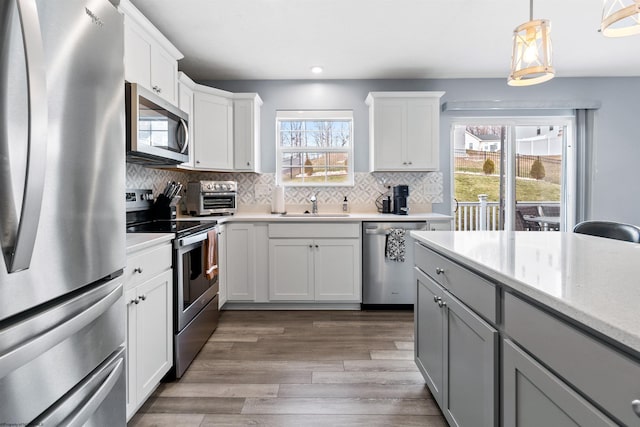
206,183,213,190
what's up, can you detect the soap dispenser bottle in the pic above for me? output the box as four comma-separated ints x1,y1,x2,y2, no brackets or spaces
342,196,349,213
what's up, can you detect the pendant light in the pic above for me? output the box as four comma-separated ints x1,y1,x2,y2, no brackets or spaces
601,0,640,37
507,0,555,86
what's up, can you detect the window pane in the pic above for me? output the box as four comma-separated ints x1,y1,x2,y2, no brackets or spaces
151,119,168,131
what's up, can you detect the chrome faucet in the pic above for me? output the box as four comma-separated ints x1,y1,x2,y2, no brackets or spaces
310,194,318,214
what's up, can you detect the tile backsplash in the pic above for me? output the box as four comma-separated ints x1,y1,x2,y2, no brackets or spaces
126,163,443,212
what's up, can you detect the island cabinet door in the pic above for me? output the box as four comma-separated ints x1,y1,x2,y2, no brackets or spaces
442,289,498,427
415,269,445,406
503,339,617,427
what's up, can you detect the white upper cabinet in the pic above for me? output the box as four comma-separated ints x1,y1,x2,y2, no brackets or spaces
233,94,263,172
119,0,182,105
193,87,234,170
366,91,445,172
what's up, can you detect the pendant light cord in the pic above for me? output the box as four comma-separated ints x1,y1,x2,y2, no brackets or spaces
529,0,533,21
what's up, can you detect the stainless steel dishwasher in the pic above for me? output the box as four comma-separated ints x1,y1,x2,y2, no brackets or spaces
362,221,428,306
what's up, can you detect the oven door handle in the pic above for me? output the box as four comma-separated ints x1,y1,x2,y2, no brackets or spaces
176,232,209,248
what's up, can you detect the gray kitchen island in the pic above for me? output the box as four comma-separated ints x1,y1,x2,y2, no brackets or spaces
410,230,640,427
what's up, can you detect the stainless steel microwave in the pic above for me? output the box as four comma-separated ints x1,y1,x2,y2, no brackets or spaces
125,82,189,165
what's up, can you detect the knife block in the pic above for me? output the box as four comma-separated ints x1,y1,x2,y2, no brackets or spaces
152,194,177,219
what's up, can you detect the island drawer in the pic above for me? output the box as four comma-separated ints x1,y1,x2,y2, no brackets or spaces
504,292,640,426
414,242,497,323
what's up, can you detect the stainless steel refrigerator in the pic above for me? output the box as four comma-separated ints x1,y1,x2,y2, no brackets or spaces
0,0,126,424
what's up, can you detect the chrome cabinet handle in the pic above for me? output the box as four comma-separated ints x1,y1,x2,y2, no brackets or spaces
437,300,447,308
130,298,139,305
434,296,442,304
435,268,444,275
632,400,640,417
133,267,143,274
315,244,319,248
139,295,146,301
3,0,48,273
246,161,250,166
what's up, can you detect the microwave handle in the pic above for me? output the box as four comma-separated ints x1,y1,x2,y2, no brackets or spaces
179,118,189,154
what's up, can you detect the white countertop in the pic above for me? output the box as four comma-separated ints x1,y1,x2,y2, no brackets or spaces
410,230,640,354
126,233,174,253
179,212,453,223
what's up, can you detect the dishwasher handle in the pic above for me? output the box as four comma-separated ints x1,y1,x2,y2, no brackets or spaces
364,224,428,235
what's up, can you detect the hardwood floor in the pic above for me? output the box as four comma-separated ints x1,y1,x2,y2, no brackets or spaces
129,310,447,427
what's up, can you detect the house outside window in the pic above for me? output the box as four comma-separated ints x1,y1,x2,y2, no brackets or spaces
276,110,354,186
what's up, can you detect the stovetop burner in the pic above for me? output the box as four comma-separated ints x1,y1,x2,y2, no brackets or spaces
126,219,217,238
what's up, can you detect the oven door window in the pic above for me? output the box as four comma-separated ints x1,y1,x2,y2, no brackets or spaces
181,242,216,311
202,194,236,210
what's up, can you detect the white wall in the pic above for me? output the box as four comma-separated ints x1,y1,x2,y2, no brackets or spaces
203,77,640,225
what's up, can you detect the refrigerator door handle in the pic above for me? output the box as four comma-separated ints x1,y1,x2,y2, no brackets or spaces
0,280,122,378
32,349,125,427
2,0,48,273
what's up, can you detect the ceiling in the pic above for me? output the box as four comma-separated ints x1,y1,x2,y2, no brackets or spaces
130,0,640,81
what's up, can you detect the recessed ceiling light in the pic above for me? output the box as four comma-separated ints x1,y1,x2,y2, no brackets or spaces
311,66,323,74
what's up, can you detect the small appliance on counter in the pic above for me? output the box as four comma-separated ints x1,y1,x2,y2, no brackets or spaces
392,185,410,215
186,181,237,216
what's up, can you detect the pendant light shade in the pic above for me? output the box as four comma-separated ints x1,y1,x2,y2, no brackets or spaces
601,0,640,37
508,1,555,86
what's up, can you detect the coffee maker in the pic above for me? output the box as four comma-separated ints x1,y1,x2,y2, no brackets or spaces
392,185,409,215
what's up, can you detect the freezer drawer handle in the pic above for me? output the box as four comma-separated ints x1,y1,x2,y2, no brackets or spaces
1,0,48,273
33,350,124,427
0,281,122,378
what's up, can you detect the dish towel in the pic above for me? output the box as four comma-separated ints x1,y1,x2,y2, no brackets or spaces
385,228,406,262
205,229,218,280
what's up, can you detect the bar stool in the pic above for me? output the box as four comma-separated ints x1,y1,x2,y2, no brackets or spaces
573,220,640,243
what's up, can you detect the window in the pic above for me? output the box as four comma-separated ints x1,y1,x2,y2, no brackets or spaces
276,110,353,186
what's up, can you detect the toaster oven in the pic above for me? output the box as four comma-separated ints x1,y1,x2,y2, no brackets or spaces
186,181,237,216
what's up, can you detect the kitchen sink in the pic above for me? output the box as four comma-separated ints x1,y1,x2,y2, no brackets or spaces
280,213,351,217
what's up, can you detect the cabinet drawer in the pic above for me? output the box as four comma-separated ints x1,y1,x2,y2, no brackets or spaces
504,292,640,426
125,243,172,290
415,242,496,323
269,223,359,238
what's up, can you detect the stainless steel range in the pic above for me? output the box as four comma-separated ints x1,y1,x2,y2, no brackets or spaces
126,189,219,378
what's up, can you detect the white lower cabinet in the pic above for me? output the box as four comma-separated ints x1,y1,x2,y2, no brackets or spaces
268,223,361,303
125,240,173,421
415,267,498,427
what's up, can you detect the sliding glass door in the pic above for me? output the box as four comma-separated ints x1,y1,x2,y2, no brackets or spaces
451,118,575,232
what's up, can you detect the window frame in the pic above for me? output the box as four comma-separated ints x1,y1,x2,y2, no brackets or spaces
275,110,354,187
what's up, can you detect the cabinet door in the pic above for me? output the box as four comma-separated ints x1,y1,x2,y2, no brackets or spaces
125,287,138,421
503,339,617,427
135,270,173,404
443,290,498,427
193,92,233,170
372,98,405,170
314,239,360,301
124,20,151,86
415,269,445,406
226,224,255,301
405,98,439,170
269,239,314,301
217,224,227,308
233,98,259,171
150,46,177,104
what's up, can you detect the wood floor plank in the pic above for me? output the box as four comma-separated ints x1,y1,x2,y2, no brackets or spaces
208,334,259,343
370,349,415,360
189,359,344,372
128,413,205,427
213,326,285,335
156,383,279,398
395,341,415,350
138,396,245,414
179,369,312,384
343,359,419,372
277,383,430,399
313,320,414,328
240,397,441,415
312,371,425,385
201,414,448,427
